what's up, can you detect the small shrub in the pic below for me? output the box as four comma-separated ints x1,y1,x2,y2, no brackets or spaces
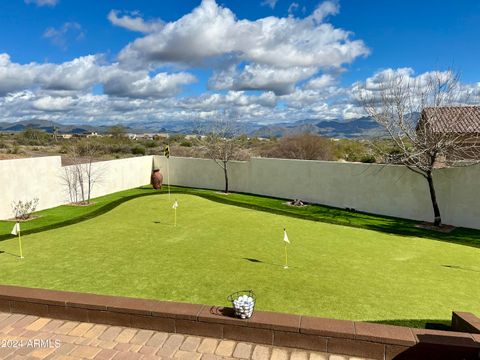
143,140,157,148
179,141,192,147
7,145,21,154
360,155,376,163
59,144,69,154
263,133,334,160
11,198,39,220
131,145,146,155
16,128,52,146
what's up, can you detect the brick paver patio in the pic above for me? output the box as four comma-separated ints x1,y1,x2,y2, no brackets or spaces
0,312,373,360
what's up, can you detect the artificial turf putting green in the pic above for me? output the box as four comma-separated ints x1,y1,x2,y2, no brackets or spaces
0,193,479,328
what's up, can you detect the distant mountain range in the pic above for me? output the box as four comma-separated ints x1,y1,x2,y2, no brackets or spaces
0,120,159,136
252,116,385,138
0,117,386,139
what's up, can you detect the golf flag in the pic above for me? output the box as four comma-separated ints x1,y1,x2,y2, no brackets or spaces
164,145,170,159
11,222,20,236
11,222,23,259
172,199,178,227
283,228,289,269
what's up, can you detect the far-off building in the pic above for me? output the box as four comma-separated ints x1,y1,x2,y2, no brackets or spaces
417,106,480,162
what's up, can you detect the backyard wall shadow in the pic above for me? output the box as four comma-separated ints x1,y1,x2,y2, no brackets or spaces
371,319,451,330
2,186,479,251
168,187,480,249
0,188,159,242
393,334,480,360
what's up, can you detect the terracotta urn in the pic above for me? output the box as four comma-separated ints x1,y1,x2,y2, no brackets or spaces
151,169,164,190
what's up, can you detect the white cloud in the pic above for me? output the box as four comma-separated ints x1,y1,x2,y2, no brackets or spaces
261,0,278,9
102,70,196,98
32,96,75,111
5,0,478,127
350,67,465,103
210,64,318,95
288,2,300,16
0,53,196,99
310,0,339,23
115,0,368,95
118,0,369,71
38,55,101,91
0,68,478,126
348,68,480,118
43,22,84,49
108,10,163,33
305,74,337,89
25,0,58,7
0,54,39,96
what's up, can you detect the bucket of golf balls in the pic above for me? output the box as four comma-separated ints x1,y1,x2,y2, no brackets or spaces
227,290,256,319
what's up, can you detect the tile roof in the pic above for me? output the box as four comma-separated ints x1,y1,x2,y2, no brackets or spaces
421,106,480,133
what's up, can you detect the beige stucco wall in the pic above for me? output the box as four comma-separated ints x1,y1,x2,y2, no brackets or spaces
1,155,478,229
1,156,153,220
68,156,154,199
155,156,480,229
0,156,64,219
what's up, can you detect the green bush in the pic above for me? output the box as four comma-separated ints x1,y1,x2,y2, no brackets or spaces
179,141,192,147
16,128,52,146
107,143,131,154
131,145,146,155
169,134,186,143
360,155,376,163
142,140,158,148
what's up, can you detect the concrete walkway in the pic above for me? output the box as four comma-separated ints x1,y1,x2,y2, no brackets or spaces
0,312,373,360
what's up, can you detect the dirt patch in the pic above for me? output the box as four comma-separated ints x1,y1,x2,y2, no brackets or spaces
415,222,456,233
5,215,42,222
0,154,21,160
65,202,97,207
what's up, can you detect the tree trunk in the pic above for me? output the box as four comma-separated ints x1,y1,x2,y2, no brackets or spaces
223,163,229,194
426,172,442,226
86,163,92,204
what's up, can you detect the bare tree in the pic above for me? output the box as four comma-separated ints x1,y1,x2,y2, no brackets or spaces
359,70,480,226
62,141,104,205
197,114,245,193
61,166,79,204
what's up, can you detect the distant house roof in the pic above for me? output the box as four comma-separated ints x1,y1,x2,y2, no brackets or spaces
421,106,480,134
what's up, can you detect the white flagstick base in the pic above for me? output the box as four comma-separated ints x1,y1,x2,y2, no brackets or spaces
283,265,288,269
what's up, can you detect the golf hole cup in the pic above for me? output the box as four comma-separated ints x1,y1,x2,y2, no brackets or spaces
228,291,256,319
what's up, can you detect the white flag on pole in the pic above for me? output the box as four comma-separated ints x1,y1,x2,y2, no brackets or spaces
172,200,179,209
283,228,290,244
11,222,20,236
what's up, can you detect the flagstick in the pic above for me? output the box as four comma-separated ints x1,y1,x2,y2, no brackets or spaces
167,157,171,201
284,242,288,269
174,207,177,227
18,228,24,259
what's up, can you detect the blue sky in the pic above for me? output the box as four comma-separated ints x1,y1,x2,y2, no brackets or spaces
0,0,478,125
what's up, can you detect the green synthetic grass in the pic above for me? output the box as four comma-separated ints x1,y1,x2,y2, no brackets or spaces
1,189,480,328
1,186,479,248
